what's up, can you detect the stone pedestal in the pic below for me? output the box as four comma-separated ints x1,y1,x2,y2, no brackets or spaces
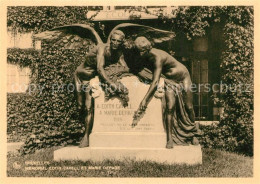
90,76,166,148
54,76,202,164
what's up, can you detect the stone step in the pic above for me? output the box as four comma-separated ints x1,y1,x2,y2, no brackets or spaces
54,145,202,165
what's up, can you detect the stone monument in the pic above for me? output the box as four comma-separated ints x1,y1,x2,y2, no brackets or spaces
35,23,202,165
54,76,202,165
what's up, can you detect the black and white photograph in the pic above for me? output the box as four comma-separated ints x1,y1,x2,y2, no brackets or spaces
1,1,257,182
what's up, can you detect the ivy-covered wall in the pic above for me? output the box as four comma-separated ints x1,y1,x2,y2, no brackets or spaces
176,7,253,156
7,48,90,154
7,93,36,142
7,6,90,33
20,48,89,154
216,7,253,156
7,6,253,156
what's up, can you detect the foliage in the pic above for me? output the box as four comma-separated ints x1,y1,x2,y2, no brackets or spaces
6,6,94,154
7,93,37,142
7,48,39,67
19,47,89,154
7,6,90,33
6,48,89,151
155,6,226,39
7,48,40,84
218,6,253,156
199,124,240,154
7,48,40,143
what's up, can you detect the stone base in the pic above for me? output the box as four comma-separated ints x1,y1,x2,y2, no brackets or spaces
90,132,167,148
54,145,202,165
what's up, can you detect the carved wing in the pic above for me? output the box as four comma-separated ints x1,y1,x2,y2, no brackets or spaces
33,24,103,49
107,23,175,44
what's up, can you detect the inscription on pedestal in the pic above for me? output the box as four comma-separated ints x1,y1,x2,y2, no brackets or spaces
95,103,156,132
89,76,166,148
91,76,164,133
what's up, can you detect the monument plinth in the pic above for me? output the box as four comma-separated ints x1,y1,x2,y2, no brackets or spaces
90,76,166,148
54,76,202,165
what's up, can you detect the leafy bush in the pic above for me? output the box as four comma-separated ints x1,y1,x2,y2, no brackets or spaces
7,48,39,67
200,122,253,156
218,6,253,156
7,93,36,142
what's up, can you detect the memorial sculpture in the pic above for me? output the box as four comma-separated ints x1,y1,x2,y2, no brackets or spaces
34,23,201,149
132,37,201,148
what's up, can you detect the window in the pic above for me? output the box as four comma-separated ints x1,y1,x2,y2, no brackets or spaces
7,64,31,93
192,59,209,120
7,31,34,49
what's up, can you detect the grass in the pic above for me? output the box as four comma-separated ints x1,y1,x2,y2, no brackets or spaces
7,147,253,177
